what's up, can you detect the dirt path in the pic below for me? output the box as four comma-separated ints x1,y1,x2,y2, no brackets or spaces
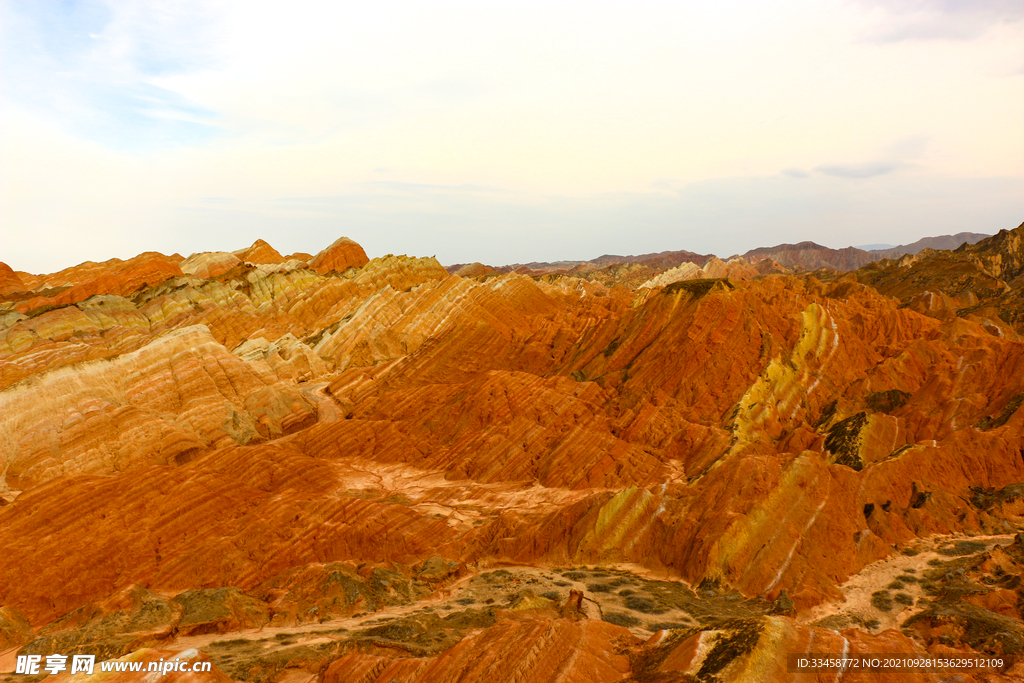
298,381,343,423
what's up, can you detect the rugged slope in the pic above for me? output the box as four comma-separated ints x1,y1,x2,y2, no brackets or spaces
855,221,1024,333
742,241,876,272
2,229,1024,682
868,232,991,259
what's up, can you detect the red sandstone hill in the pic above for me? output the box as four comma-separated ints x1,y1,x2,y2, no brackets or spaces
2,229,1024,682
309,236,370,274
234,238,286,265
0,262,26,296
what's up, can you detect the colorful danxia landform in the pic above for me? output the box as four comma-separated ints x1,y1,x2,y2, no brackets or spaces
2,226,1024,682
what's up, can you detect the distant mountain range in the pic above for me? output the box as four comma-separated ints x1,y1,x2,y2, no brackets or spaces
864,232,991,259
447,232,992,275
738,232,991,272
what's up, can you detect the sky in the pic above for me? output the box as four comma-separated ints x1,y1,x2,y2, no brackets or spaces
1,0,1022,273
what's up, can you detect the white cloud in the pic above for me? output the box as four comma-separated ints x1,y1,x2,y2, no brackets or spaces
851,0,1024,41
1,0,1022,272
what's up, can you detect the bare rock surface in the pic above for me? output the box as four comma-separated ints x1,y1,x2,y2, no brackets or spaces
4,228,1024,681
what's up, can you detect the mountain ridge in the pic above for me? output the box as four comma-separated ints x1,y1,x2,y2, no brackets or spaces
2,222,1024,682
442,230,992,278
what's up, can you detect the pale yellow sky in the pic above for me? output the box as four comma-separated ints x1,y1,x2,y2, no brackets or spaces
2,0,1022,272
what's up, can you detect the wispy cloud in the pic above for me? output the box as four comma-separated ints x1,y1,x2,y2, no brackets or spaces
886,135,930,159
2,1,1021,274
2,0,221,149
816,162,904,179
852,0,1024,42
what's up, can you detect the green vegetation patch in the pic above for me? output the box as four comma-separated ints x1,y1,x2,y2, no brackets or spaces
975,393,1024,431
894,593,914,606
663,278,734,299
938,540,988,556
624,596,668,615
866,389,911,413
603,611,641,627
870,591,894,612
971,483,1024,511
824,412,868,471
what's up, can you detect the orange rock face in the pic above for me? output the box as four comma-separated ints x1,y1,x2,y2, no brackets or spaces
308,236,370,274
180,252,242,279
4,229,1024,681
0,262,26,296
233,238,289,266
12,252,183,314
323,617,635,683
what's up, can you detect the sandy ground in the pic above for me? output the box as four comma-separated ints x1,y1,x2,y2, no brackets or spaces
799,533,1016,633
3,533,1016,680
169,562,700,656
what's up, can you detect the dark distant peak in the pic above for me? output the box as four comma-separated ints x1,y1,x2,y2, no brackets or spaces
872,232,992,259
447,249,713,275
744,241,832,256
591,249,713,268
741,242,872,272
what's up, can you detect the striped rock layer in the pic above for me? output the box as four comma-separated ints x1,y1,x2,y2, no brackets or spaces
3,227,1024,682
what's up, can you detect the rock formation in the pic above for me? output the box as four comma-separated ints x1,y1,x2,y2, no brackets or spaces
0,263,26,296
234,239,286,265
308,236,370,274
638,257,762,289
180,252,242,279
2,227,1024,682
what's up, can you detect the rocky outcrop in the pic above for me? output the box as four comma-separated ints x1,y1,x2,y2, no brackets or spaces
638,261,704,289
453,262,493,278
234,239,286,265
309,236,369,274
18,585,183,661
232,333,330,382
868,231,991,259
4,228,1024,679
12,252,183,313
180,252,242,279
0,262,26,296
0,324,318,491
855,221,1024,333
638,257,760,289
